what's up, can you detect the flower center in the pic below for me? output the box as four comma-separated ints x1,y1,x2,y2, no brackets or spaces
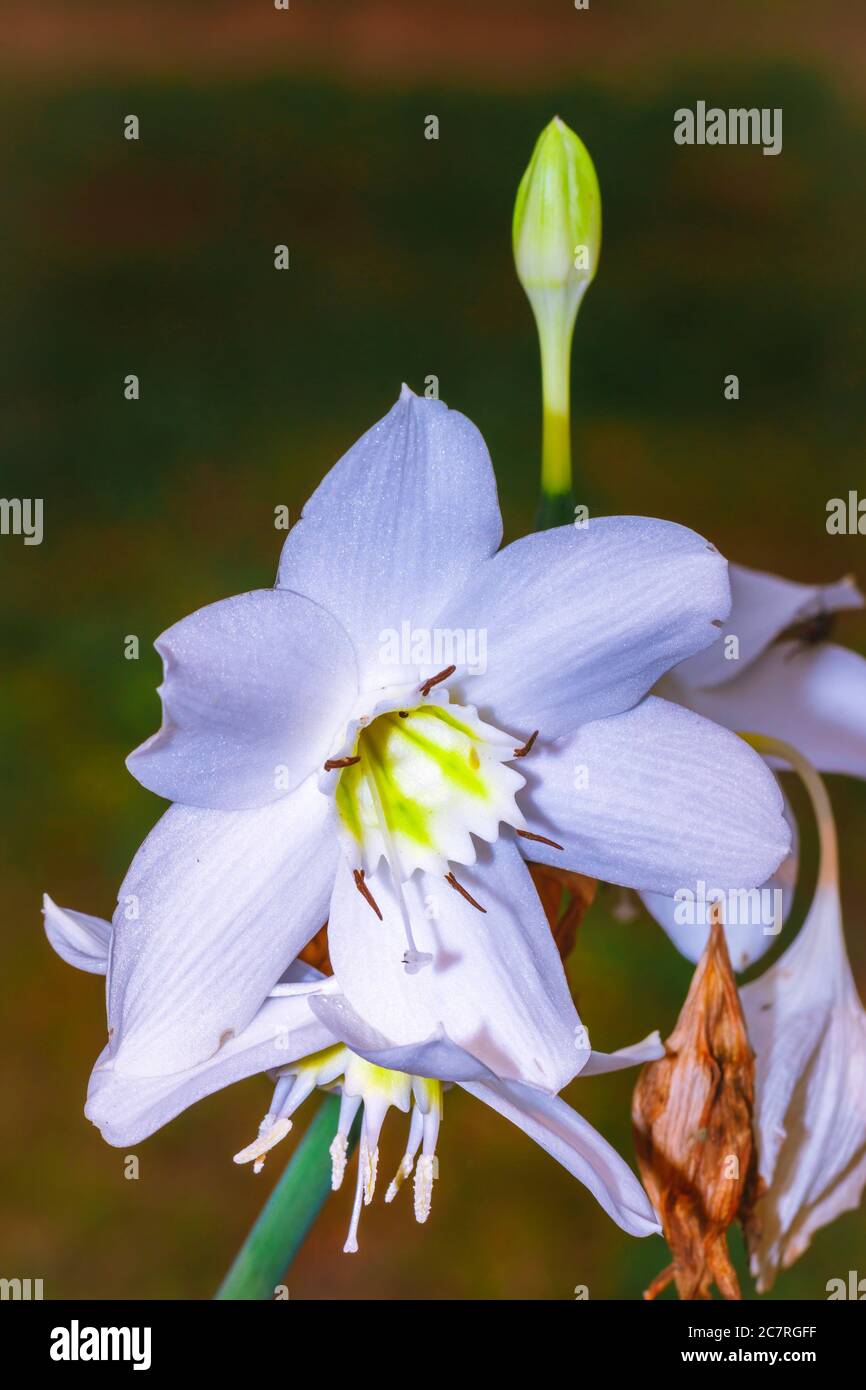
233,1045,444,1254
330,688,527,880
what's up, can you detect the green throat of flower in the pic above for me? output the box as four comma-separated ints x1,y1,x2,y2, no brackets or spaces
333,697,527,882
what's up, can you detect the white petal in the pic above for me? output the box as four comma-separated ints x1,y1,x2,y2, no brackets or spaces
43,895,111,974
580,1031,665,1075
640,788,799,972
86,993,335,1146
436,516,730,739
277,388,502,688
309,992,493,1083
327,835,584,1093
107,774,337,1078
671,565,863,690
518,696,790,894
741,760,866,1290
668,641,866,778
464,1076,661,1237
127,589,358,810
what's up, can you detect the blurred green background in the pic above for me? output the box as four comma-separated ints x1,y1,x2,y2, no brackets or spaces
2,0,865,1299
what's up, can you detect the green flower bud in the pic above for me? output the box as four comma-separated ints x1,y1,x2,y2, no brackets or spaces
512,117,601,514
513,115,601,300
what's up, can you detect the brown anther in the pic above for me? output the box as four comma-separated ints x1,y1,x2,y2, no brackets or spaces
444,871,487,914
398,710,409,718
513,730,539,758
353,868,382,921
419,665,456,696
324,755,361,771
516,828,563,852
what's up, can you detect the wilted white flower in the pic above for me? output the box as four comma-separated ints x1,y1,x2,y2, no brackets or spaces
740,738,866,1290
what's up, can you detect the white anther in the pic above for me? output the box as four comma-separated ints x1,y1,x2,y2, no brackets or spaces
362,1143,379,1205
233,1116,292,1166
329,1132,349,1191
413,1153,438,1224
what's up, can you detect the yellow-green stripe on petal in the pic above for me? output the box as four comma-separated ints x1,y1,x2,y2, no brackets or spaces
334,698,526,878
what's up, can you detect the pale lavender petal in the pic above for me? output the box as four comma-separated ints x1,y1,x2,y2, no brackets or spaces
518,696,790,894
127,588,358,810
42,896,111,975
464,1076,661,1237
671,565,863,690
108,774,337,1078
326,835,584,1094
669,641,866,779
87,993,335,1146
277,388,502,688
436,516,730,740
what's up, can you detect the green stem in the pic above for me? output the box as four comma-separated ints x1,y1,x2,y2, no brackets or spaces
215,1093,352,1300
539,318,573,500
529,286,582,530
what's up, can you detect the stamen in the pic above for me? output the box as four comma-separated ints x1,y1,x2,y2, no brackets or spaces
329,1132,349,1191
361,1142,379,1205
413,1154,438,1224
386,1107,424,1203
516,828,564,851
343,1147,366,1255
513,729,539,758
444,871,487,914
353,868,383,920
233,1116,292,1167
324,755,361,770
330,1092,362,1191
419,664,456,696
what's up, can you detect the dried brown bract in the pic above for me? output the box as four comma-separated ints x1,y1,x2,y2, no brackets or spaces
632,917,760,1300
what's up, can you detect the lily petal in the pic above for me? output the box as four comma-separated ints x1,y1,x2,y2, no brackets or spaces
108,774,337,1078
127,589,358,810
436,516,730,739
326,835,584,1093
580,1031,665,1075
86,992,335,1147
518,696,790,894
277,388,503,688
668,641,866,779
309,992,493,1083
640,788,799,972
43,895,111,975
671,565,863,690
463,1076,661,1237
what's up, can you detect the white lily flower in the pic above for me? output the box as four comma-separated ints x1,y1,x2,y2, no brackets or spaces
661,563,866,777
739,739,866,1291
83,389,788,1091
45,898,663,1251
